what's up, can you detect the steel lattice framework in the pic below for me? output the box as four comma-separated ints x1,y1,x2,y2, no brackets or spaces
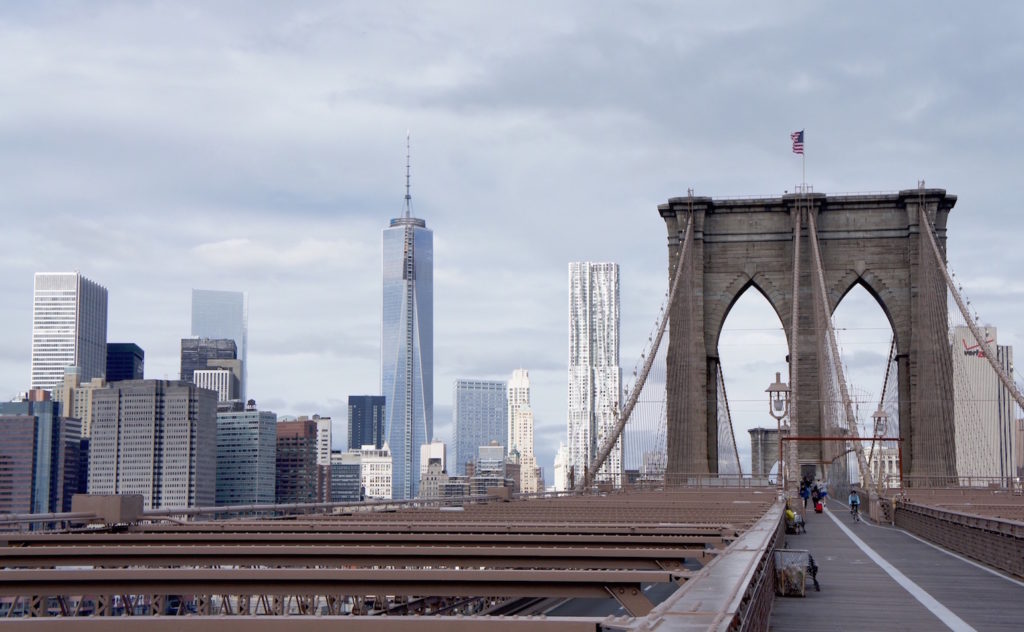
0,489,783,629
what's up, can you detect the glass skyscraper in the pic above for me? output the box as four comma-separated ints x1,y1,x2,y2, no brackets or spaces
106,342,144,382
349,395,386,450
216,405,276,506
30,272,108,391
453,380,507,476
191,289,248,398
381,142,433,499
568,262,622,487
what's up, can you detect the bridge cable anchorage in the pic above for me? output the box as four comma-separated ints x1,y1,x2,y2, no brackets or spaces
578,193,695,490
807,210,873,489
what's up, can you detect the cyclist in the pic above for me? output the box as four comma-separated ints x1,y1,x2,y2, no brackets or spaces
848,488,861,521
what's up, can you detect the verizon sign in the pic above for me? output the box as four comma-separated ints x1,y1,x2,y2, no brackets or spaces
962,337,995,359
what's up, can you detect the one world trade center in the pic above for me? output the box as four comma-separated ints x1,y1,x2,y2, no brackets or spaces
381,137,433,499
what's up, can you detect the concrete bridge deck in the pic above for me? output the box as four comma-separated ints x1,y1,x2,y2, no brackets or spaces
770,499,1024,631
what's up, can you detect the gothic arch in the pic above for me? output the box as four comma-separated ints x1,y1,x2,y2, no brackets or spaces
709,273,789,354
829,268,905,352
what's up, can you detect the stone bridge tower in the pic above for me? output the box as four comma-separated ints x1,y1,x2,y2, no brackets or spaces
659,189,957,481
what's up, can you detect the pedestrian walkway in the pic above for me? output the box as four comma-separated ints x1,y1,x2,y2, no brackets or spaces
769,499,1024,631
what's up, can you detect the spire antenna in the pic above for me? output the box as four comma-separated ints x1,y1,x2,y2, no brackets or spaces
404,131,412,218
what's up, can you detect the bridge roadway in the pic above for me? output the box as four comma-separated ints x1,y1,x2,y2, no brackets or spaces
770,498,1024,631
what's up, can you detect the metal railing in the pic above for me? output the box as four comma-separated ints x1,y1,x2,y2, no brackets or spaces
882,475,1022,492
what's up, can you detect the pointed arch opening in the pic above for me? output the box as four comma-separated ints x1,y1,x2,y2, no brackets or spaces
831,282,899,489
716,285,790,478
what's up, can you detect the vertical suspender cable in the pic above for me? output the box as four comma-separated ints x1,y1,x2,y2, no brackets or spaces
807,210,873,488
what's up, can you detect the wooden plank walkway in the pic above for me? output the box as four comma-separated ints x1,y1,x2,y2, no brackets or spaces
770,499,1024,631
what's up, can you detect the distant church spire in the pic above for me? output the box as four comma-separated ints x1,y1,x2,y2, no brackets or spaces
404,131,412,219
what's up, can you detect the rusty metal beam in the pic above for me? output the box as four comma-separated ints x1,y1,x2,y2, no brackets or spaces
0,544,704,571
2,532,729,549
603,584,656,617
0,617,606,630
0,488,782,625
0,568,676,602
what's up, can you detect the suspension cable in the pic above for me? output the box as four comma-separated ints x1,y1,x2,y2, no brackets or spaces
717,363,743,476
917,189,1024,412
867,336,897,487
580,199,694,489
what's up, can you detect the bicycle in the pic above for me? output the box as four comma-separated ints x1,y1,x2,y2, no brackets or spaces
850,502,861,522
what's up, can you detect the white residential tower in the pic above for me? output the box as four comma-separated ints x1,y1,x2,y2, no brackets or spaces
568,262,622,487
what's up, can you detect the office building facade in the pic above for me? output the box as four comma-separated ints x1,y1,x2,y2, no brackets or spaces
310,415,332,467
381,157,433,500
348,395,386,451
194,369,238,402
420,439,447,480
472,441,508,496
359,444,393,500
952,325,1016,480
216,403,276,505
30,272,108,391
453,379,507,476
330,451,363,502
310,414,333,502
180,338,237,384
106,343,144,382
191,289,248,399
56,367,107,437
419,458,448,499
275,419,319,504
0,414,39,514
553,443,570,492
89,380,217,509
568,262,623,487
508,369,540,493
0,391,81,514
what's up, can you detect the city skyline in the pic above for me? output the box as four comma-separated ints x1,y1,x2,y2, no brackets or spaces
2,3,1024,484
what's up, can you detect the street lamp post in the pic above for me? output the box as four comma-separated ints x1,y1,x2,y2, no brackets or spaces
766,372,791,490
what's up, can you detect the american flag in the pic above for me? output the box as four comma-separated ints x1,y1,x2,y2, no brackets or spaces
791,130,804,155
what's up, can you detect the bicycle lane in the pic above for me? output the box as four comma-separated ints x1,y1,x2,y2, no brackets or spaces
770,499,951,631
823,498,1024,631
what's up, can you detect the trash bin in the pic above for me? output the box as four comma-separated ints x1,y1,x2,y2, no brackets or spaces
774,549,809,597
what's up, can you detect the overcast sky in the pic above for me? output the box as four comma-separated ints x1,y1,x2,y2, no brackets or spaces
2,2,1023,484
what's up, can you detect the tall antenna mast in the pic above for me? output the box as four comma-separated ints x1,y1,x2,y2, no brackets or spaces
404,131,412,218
